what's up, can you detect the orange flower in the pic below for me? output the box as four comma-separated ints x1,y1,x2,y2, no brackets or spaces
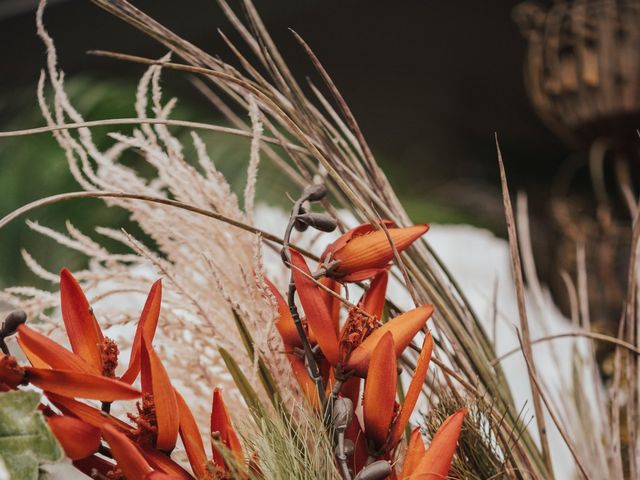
264,277,300,349
288,352,321,410
319,276,342,335
388,333,433,447
0,352,141,400
358,332,434,455
177,386,246,478
400,408,467,479
362,332,397,449
289,249,340,365
47,392,133,432
175,390,208,479
211,387,243,470
346,305,433,377
137,334,179,452
16,268,162,385
46,414,101,460
399,428,425,478
359,270,388,320
321,222,429,282
101,423,154,479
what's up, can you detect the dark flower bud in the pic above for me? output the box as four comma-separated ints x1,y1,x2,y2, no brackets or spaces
293,218,310,232
302,183,327,202
353,461,392,480
331,397,353,433
296,213,337,233
0,311,27,337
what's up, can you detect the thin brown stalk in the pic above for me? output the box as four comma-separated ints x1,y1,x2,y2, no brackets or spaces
491,331,640,365
496,135,553,477
624,205,640,479
0,190,318,260
0,118,299,153
516,331,592,480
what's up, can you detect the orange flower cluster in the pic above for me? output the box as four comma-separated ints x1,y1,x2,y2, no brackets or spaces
0,269,246,479
270,221,467,479
0,220,466,480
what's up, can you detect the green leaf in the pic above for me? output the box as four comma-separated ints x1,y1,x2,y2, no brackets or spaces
231,308,283,409
0,390,63,480
219,347,266,422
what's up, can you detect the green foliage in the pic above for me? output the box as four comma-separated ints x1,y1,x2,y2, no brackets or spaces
212,402,340,480
0,390,62,480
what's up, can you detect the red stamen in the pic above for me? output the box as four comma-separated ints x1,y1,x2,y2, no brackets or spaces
99,337,119,378
127,393,158,448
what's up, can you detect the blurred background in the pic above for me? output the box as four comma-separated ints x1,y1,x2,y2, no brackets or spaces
0,0,629,334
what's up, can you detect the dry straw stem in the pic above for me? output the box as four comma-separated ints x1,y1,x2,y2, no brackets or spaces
495,136,552,476
515,331,591,480
0,190,317,261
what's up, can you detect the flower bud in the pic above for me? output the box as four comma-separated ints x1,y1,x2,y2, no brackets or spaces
0,311,27,337
353,461,392,480
302,183,327,202
331,397,353,433
296,213,337,233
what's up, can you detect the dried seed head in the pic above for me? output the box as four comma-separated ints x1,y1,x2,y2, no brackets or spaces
302,183,327,202
353,460,392,480
295,213,338,233
0,311,27,337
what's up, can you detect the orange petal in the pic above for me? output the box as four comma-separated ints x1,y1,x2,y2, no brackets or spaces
121,279,163,384
102,423,153,479
47,414,101,460
340,376,361,409
359,270,388,319
211,388,243,467
389,332,433,447
399,428,425,479
346,305,433,377
321,221,396,262
141,447,193,479
27,367,140,401
319,277,341,335
362,332,397,448
17,324,94,373
264,277,301,348
46,392,132,431
0,354,26,388
412,408,467,479
330,225,429,280
287,353,320,410
289,249,340,365
60,268,104,373
342,268,388,283
175,389,208,479
141,335,179,452
16,337,50,369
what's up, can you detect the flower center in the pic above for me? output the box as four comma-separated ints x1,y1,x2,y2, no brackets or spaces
339,307,378,363
99,337,119,378
127,393,158,448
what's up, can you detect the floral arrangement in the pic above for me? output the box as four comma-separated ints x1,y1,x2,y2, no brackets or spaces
0,0,637,479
